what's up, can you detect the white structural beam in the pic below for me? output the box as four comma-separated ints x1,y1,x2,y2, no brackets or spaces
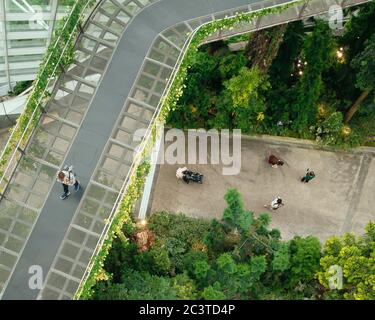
138,134,163,221
0,0,70,89
46,0,59,47
1,0,11,90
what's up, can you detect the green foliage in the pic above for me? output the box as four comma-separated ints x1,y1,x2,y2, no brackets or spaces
150,248,172,276
289,236,321,287
183,251,209,277
217,253,237,275
272,243,291,272
79,0,375,300
88,185,373,301
149,212,210,245
92,270,178,300
172,272,198,299
291,20,336,133
223,67,268,109
218,53,248,80
249,255,267,282
77,161,151,299
8,81,33,96
193,260,211,280
310,110,362,149
342,1,375,59
201,282,227,300
310,111,343,144
165,0,303,134
221,66,270,131
167,10,373,149
317,222,375,300
204,219,234,254
351,34,375,92
350,103,375,146
223,188,253,233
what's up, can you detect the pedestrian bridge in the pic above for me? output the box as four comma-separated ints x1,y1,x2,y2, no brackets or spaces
0,0,368,300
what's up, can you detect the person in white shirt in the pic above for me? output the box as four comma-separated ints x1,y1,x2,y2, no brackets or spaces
56,165,81,200
264,196,284,211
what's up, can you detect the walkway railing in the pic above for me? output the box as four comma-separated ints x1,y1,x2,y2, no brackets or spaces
74,0,373,299
74,0,312,299
74,12,198,299
0,0,370,300
0,0,99,197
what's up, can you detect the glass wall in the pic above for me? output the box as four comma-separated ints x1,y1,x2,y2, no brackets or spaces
0,0,75,94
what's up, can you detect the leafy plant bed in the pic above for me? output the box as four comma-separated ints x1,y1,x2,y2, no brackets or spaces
75,0,305,299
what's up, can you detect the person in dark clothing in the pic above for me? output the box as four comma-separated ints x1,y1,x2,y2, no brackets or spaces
301,169,316,183
268,154,284,168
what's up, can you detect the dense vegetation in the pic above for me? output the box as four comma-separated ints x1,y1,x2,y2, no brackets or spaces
90,189,375,300
8,81,33,96
86,2,375,301
167,2,375,148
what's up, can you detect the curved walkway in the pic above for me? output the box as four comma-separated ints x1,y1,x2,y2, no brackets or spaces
0,0,368,300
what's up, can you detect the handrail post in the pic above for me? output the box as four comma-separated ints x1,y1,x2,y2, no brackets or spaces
59,63,66,74
17,147,26,156
0,192,6,201
40,106,47,114
78,22,84,35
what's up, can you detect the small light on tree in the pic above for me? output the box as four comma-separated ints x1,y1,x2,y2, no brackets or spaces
336,47,345,63
342,125,351,135
317,103,326,116
257,112,265,122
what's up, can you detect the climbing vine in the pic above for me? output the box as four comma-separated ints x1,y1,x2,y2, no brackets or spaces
75,160,151,299
75,0,304,299
0,0,96,188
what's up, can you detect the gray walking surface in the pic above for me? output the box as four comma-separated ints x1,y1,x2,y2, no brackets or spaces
1,0,368,300
2,0,274,300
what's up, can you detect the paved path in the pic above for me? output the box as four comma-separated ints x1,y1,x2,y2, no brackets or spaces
0,129,10,152
150,136,375,241
1,0,292,301
1,0,369,300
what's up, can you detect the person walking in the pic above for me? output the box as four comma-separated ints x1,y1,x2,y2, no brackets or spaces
268,154,284,168
57,165,81,200
301,169,316,183
264,196,284,211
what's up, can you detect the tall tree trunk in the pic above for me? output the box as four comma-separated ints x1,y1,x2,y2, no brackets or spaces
245,24,287,73
344,90,370,124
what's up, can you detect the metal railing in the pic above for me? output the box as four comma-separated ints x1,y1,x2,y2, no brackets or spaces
0,0,100,196
201,0,371,45
75,0,373,298
74,11,200,301
74,0,306,299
